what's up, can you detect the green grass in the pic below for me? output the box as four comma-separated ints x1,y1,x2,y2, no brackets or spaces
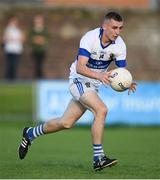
0,121,160,179
0,82,33,120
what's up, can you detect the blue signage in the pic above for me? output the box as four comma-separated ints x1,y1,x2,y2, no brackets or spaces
36,80,160,125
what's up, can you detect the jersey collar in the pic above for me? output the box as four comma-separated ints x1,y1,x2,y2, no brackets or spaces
99,28,115,49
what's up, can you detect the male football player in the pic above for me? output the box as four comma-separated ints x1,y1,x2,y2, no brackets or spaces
18,12,137,171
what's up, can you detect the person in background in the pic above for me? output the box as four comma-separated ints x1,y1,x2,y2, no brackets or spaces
29,14,49,79
3,16,25,80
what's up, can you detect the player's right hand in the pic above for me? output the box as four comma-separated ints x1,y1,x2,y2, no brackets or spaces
98,71,113,85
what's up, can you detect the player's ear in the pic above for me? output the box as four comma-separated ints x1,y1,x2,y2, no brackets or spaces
102,23,106,30
102,21,109,30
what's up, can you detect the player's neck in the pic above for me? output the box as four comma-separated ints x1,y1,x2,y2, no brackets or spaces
101,32,111,46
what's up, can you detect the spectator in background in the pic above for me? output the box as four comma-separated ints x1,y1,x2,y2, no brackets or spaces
29,14,49,79
2,16,25,80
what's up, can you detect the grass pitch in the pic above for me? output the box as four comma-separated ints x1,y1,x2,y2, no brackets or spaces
0,120,160,179
0,82,33,120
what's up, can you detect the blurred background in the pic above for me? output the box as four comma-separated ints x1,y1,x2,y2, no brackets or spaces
0,0,160,124
0,1,160,179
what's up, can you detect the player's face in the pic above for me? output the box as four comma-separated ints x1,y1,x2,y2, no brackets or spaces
103,19,123,41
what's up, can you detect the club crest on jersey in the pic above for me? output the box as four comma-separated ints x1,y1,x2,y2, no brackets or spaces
109,53,116,61
85,82,91,88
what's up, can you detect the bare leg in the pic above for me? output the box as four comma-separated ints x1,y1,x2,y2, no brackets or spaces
18,99,86,159
43,99,86,133
79,91,108,144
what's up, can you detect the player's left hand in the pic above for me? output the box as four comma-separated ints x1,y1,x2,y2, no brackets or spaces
128,82,137,95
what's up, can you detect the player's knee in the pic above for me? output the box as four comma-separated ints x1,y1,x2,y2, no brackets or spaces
97,106,108,119
61,121,73,129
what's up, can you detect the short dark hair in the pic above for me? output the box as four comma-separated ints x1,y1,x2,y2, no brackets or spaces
104,12,123,22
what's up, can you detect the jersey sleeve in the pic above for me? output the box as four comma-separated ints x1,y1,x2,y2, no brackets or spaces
78,32,93,58
115,40,127,67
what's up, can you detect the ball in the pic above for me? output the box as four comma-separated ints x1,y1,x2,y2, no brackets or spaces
110,68,132,92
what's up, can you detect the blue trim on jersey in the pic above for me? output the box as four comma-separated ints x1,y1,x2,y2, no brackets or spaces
73,78,84,96
86,58,112,69
99,28,115,49
78,48,91,58
115,60,126,67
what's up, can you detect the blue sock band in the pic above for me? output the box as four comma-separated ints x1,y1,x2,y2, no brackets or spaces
27,124,45,142
93,144,104,161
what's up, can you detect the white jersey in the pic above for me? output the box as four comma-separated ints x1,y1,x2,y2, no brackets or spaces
69,27,126,87
4,26,24,54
